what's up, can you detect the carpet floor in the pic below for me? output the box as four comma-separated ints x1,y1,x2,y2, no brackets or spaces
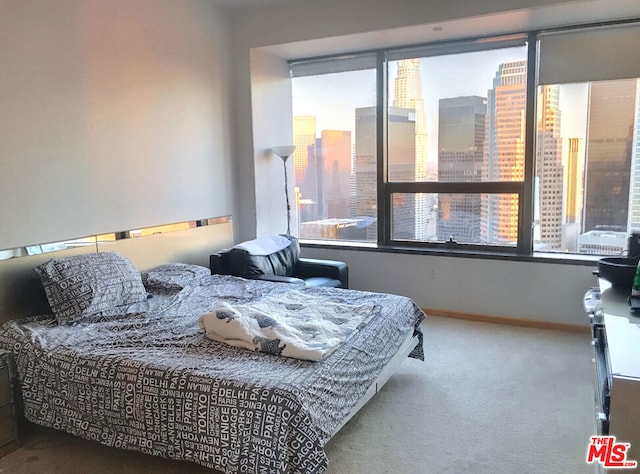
0,316,595,474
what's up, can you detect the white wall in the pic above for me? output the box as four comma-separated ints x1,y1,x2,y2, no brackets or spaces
0,0,233,250
229,0,640,325
233,0,578,49
249,49,296,236
303,247,597,325
2,0,627,324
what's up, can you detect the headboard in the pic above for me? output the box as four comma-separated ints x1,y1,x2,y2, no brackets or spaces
0,221,233,324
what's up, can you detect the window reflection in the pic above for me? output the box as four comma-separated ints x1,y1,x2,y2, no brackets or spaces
0,216,230,261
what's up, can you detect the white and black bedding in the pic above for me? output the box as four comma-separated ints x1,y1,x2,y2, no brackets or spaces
0,260,425,473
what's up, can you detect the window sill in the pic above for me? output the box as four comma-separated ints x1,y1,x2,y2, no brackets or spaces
299,239,602,267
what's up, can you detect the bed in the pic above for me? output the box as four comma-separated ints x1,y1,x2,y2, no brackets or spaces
0,253,425,473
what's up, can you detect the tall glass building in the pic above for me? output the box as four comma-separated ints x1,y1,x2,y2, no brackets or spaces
583,79,638,233
437,96,486,242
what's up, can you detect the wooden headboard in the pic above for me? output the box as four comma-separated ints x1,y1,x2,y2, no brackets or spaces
0,222,233,324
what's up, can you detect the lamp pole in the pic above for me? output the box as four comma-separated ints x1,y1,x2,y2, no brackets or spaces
271,146,296,236
282,156,291,236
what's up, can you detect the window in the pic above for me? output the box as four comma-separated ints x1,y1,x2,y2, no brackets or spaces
535,23,640,256
291,55,377,241
290,21,640,258
385,39,528,249
534,79,640,254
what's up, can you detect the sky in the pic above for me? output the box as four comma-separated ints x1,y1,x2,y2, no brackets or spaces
291,44,588,161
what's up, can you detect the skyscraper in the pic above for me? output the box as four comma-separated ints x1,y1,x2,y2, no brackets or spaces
354,106,417,240
561,136,585,252
303,138,325,222
583,79,638,232
387,106,418,240
320,130,352,219
354,106,378,240
482,61,528,245
437,96,486,242
393,59,428,240
483,61,564,248
564,137,584,225
293,116,321,221
293,116,316,183
535,84,563,249
628,79,640,232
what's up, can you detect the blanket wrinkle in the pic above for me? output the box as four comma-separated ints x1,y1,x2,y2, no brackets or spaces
198,292,376,362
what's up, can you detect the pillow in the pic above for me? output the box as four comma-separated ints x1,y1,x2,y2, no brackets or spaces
227,235,300,277
141,263,210,293
35,252,147,325
233,235,291,255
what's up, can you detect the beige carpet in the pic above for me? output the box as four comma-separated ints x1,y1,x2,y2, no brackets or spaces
0,316,595,474
325,317,594,474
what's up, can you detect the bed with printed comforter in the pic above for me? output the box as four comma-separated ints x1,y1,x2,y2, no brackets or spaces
0,261,425,473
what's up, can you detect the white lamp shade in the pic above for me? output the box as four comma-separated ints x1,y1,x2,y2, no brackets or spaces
271,145,296,161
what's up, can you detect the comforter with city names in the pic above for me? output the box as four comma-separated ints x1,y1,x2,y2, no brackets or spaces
0,274,425,474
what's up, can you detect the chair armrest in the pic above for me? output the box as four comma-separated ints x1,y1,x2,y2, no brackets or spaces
294,258,349,289
210,252,229,275
256,275,306,285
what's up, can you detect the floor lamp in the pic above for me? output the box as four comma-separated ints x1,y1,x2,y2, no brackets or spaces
271,145,296,236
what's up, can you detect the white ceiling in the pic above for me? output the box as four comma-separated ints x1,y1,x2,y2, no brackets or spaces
260,0,640,60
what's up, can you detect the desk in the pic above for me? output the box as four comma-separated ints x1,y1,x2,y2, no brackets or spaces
586,279,640,468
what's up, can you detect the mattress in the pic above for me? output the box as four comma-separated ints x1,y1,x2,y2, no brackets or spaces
0,274,425,473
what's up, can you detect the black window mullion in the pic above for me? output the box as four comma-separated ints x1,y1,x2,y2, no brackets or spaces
376,51,390,246
518,31,537,255
380,34,532,253
385,181,523,194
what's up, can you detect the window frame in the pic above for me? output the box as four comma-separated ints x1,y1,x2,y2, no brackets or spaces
378,33,536,254
288,22,639,261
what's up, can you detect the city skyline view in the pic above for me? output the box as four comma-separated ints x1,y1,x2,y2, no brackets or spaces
291,51,640,255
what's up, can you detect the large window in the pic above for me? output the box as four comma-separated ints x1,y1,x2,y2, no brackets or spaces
290,22,640,258
533,79,640,255
535,23,640,256
291,55,377,241
385,40,528,248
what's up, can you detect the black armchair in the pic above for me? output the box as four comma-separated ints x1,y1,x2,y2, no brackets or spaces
210,234,348,288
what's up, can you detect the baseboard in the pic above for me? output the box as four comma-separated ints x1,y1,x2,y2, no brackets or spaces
422,308,590,334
